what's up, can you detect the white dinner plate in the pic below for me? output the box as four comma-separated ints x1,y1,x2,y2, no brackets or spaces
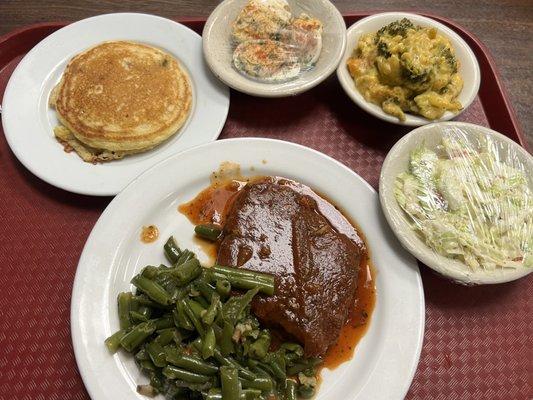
71,138,424,400
1,13,229,196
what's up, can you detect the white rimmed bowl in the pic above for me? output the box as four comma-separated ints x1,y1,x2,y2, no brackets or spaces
202,0,346,97
337,12,481,126
380,121,533,285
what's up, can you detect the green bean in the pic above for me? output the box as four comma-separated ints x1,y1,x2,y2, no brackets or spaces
286,358,322,376
183,300,205,337
117,292,133,330
140,265,160,279
146,341,167,367
213,265,271,281
240,389,262,400
130,310,149,323
137,359,156,372
212,321,223,341
248,330,271,360
213,349,256,381
131,275,172,306
194,295,210,309
149,372,163,391
104,329,128,353
222,288,259,325
176,259,201,285
176,249,195,266
280,343,304,357
219,319,235,356
195,280,216,303
205,267,275,296
253,362,276,380
194,224,222,241
165,348,218,375
119,321,156,352
191,336,203,352
162,365,211,383
297,385,315,399
189,298,207,316
239,376,273,391
153,315,174,330
215,279,231,299
249,365,271,379
202,293,220,325
133,294,168,310
202,326,216,359
220,366,240,400
154,328,177,346
174,302,194,331
267,357,286,380
284,379,297,400
228,275,274,296
135,347,149,361
164,237,181,264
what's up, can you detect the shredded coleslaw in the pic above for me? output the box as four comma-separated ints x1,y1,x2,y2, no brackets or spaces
395,133,532,270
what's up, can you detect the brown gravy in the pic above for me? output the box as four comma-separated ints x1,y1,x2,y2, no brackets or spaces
323,252,376,369
178,179,247,226
178,177,376,369
140,225,159,243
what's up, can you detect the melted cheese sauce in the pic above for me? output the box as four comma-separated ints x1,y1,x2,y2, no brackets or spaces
347,18,463,121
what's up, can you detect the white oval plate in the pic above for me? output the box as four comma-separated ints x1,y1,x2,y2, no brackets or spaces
71,138,424,400
1,13,230,196
337,12,481,126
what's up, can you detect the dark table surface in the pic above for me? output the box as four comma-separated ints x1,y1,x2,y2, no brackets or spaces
0,0,531,147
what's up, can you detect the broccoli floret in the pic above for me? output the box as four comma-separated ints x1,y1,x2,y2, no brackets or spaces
377,18,416,38
377,41,391,58
401,58,430,83
441,47,458,73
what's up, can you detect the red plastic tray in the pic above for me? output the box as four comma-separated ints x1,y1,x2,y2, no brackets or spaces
0,14,531,400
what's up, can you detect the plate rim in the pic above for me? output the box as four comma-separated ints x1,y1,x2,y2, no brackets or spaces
71,137,424,400
1,12,230,196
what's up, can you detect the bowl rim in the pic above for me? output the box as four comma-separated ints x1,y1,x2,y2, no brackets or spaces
337,12,481,126
379,121,533,285
202,0,346,97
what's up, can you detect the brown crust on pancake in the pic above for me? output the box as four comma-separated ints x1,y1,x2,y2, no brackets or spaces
54,41,192,152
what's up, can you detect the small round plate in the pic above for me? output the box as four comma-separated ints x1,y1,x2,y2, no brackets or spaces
1,13,230,196
337,12,481,126
203,0,346,97
71,138,424,400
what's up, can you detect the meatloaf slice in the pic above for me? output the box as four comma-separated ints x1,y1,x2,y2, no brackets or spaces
217,177,364,357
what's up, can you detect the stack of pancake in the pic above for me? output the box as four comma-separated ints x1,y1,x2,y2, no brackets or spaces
50,41,192,163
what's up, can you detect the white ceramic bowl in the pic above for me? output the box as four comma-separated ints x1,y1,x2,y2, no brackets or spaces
203,0,346,97
379,122,533,285
337,12,481,126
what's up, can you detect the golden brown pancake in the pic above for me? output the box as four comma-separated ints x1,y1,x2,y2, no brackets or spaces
51,41,192,160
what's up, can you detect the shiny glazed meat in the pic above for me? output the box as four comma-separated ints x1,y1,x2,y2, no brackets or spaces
217,178,364,357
